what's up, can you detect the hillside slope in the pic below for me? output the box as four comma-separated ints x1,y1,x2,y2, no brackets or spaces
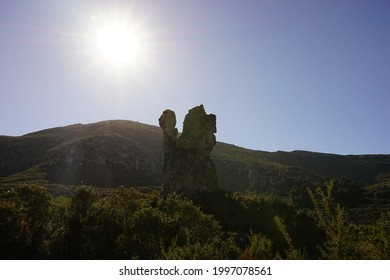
1,120,390,196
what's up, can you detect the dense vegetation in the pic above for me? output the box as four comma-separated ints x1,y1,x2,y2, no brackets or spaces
1,184,389,259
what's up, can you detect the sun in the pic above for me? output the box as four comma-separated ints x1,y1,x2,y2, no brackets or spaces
84,10,154,75
96,24,140,64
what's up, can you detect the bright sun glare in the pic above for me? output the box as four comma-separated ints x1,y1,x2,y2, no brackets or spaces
86,10,153,74
97,24,140,64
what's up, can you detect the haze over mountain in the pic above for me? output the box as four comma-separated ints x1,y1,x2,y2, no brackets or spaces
1,120,390,199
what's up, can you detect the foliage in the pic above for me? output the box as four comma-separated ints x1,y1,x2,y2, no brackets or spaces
1,184,389,259
358,212,390,259
47,186,240,259
0,184,51,258
308,182,353,259
198,190,324,259
240,231,274,260
274,216,306,259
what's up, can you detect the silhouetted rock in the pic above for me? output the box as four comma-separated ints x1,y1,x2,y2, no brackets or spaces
159,105,219,198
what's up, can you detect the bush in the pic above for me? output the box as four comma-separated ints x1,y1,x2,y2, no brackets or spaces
0,185,52,259
1,184,388,260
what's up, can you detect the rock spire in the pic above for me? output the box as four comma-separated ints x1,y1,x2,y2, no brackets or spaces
159,105,218,198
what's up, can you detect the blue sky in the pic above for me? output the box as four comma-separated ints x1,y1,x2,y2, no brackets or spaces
0,0,389,154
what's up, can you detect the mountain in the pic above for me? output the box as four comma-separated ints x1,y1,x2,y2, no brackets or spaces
0,121,163,188
1,120,390,198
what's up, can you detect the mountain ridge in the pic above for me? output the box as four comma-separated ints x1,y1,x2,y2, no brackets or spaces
1,120,390,197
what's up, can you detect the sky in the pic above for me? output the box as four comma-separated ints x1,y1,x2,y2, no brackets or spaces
0,0,389,155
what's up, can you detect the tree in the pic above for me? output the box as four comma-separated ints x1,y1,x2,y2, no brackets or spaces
58,185,97,259
0,194,23,259
0,185,52,258
360,212,390,259
158,194,240,259
307,182,360,259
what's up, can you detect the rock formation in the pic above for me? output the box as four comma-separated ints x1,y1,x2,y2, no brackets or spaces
159,105,219,198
